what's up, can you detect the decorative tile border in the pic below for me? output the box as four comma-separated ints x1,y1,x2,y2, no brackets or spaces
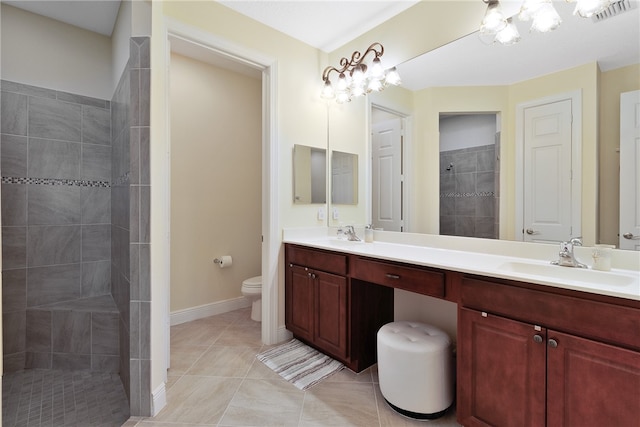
440,191,495,198
112,172,130,187
1,176,110,188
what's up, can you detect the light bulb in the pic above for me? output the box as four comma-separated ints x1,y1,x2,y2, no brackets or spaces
336,73,348,91
530,2,562,32
519,0,545,21
370,57,384,78
384,67,401,86
351,64,367,84
336,91,351,104
367,78,383,92
320,80,335,100
495,18,521,45
481,0,507,34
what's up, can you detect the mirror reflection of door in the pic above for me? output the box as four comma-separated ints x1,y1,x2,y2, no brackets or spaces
523,100,573,243
439,113,499,238
331,151,358,205
371,107,404,231
619,90,640,250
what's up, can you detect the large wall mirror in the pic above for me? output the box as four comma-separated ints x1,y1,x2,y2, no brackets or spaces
332,1,639,247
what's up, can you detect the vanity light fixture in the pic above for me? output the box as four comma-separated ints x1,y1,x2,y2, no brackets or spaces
482,0,612,45
320,42,401,104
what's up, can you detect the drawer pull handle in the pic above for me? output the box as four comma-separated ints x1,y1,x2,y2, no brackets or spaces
385,273,401,279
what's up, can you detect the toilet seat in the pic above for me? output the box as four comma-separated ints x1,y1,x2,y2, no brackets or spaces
242,276,262,288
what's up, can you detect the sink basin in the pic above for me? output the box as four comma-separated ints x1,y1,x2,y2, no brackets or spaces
498,261,638,288
325,238,366,247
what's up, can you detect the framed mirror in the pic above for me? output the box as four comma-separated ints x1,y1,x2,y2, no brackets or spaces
293,144,326,204
331,150,358,205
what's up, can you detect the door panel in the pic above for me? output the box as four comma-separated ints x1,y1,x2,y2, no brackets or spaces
523,99,573,243
458,308,546,427
285,265,314,342
620,90,640,250
314,271,348,359
546,330,640,427
372,117,403,231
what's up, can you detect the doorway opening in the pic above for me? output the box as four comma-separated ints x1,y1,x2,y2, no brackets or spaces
439,113,500,239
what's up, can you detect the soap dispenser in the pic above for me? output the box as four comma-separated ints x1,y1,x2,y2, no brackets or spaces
364,224,374,243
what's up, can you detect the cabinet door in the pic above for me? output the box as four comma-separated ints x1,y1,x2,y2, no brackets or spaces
314,271,348,360
458,308,546,427
546,330,640,427
285,264,314,342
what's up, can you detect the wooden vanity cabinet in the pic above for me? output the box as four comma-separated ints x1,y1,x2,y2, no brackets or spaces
458,275,640,427
286,263,348,359
285,244,394,372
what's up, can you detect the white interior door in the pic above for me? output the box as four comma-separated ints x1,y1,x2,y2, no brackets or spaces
372,117,403,231
619,90,640,250
332,152,355,204
523,98,574,243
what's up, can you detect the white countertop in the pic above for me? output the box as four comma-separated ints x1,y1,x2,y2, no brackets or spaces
283,228,640,301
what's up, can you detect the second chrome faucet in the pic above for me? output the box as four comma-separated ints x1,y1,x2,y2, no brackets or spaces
551,237,588,268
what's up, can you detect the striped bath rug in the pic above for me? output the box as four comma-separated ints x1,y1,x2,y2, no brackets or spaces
256,339,344,390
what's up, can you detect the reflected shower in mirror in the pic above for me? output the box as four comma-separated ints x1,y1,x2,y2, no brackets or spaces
331,151,358,205
439,114,500,239
293,144,326,204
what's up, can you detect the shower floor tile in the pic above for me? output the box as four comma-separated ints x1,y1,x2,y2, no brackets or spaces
2,369,129,427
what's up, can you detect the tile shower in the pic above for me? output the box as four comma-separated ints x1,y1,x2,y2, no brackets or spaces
1,37,151,418
439,142,500,239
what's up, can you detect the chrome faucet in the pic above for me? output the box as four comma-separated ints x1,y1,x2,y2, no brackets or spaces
344,225,361,241
551,237,588,268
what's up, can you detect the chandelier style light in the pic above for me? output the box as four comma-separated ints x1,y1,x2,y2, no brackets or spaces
480,0,612,45
320,42,401,104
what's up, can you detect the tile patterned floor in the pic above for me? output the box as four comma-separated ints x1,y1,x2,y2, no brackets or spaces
2,369,129,426
125,307,462,427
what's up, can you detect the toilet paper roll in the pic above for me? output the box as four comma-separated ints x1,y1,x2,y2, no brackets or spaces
216,255,233,268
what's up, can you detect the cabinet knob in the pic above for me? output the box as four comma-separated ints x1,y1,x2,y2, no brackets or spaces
385,273,401,280
533,334,543,343
548,338,559,348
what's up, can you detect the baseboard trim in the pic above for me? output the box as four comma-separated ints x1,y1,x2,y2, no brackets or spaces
277,325,293,343
170,297,252,326
151,382,167,417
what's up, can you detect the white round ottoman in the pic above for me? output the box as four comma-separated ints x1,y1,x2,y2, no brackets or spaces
377,321,454,419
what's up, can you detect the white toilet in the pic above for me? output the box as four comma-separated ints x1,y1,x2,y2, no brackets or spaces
241,276,262,321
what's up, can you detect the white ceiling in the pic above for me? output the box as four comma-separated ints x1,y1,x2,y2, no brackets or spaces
217,0,419,52
4,0,639,89
3,0,121,36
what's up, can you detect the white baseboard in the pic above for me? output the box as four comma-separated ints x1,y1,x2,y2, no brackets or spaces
170,297,252,326
277,325,293,343
151,382,167,417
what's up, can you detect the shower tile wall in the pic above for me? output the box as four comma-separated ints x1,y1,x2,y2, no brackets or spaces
440,144,498,239
111,36,151,416
1,80,116,372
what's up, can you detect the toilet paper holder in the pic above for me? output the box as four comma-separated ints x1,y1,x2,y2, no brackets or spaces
214,255,233,268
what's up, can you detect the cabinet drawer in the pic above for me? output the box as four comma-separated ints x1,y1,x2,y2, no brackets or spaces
350,256,445,298
286,244,347,275
461,276,640,351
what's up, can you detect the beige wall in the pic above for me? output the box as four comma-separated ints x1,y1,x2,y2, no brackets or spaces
150,0,329,392
0,3,113,99
599,64,640,245
169,53,262,312
509,62,599,245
